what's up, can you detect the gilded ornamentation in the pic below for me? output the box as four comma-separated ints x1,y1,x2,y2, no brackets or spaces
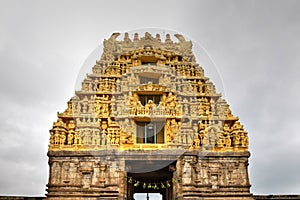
47,32,253,200
49,32,248,152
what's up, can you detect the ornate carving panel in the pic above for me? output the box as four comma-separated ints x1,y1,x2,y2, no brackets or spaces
46,32,253,200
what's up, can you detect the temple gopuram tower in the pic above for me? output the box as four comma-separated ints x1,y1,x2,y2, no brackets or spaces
46,32,253,200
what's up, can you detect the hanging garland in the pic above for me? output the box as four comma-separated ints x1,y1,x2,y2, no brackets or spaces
123,176,180,190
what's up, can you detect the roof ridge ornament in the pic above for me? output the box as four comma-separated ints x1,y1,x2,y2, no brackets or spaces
101,32,195,63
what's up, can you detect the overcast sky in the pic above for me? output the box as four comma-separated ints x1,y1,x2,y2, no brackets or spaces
0,0,300,197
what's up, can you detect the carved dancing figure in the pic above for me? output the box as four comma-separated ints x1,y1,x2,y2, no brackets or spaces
145,100,154,115
168,119,179,142
194,133,200,149
54,130,60,145
60,132,66,145
175,103,182,116
217,133,225,147
223,124,231,134
241,132,249,147
74,131,81,145
67,133,73,145
166,93,176,115
111,133,115,144
129,93,138,115
49,131,55,145
93,131,100,145
101,133,107,145
225,134,231,148
233,133,241,147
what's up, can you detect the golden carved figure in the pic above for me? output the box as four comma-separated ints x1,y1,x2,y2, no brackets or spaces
217,133,225,147
74,131,81,145
225,134,232,148
67,133,73,145
54,130,60,145
49,32,248,152
60,132,66,145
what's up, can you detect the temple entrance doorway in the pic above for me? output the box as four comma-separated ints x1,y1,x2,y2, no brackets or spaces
134,193,162,200
126,160,175,200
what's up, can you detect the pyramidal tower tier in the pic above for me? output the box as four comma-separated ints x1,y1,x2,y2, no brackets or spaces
46,32,253,200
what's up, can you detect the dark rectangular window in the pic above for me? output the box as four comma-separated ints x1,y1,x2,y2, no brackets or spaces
139,95,161,106
136,122,165,144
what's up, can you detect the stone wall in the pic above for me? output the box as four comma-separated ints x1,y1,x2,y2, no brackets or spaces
0,197,45,200
1,195,300,200
46,150,253,199
254,195,300,200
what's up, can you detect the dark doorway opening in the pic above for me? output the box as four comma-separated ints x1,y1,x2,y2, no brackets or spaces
126,160,175,200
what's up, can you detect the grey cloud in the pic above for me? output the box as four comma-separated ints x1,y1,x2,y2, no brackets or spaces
0,0,300,196
0,100,49,195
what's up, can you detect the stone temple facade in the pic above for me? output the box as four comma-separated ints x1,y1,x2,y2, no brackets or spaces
4,196,300,200
46,32,253,200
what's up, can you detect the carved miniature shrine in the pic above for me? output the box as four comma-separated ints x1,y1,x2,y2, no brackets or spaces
46,32,253,200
